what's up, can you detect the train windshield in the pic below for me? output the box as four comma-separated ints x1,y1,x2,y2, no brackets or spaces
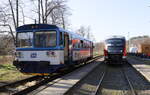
17,32,33,48
106,39,125,52
106,39,123,44
35,31,56,47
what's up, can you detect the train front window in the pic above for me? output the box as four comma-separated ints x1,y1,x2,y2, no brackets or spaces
17,32,33,48
35,31,56,47
106,39,123,44
106,39,124,46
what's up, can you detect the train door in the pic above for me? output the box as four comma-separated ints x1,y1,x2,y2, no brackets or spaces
91,42,93,58
64,33,69,63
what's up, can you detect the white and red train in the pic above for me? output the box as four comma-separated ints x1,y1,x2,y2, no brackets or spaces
13,24,94,75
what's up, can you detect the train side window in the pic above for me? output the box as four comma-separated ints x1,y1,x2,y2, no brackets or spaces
86,42,88,48
83,41,85,48
69,35,72,45
83,42,85,48
81,40,83,48
84,42,86,48
59,32,63,46
78,43,80,48
80,42,82,48
75,42,77,48
86,43,87,48
72,43,74,48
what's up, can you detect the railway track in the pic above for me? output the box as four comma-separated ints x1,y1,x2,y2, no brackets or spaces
0,56,101,95
12,73,63,95
121,66,137,95
65,60,149,95
94,63,137,95
92,69,106,95
0,75,43,92
123,61,150,95
64,61,106,95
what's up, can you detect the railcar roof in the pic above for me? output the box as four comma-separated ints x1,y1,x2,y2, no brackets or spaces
105,36,126,43
16,24,92,42
16,24,58,31
106,36,125,40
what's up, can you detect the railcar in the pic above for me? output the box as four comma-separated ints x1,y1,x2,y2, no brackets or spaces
104,36,126,64
13,24,93,75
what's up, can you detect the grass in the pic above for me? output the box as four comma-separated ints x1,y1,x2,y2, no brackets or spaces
0,56,14,64
0,63,32,83
0,56,32,83
93,51,103,57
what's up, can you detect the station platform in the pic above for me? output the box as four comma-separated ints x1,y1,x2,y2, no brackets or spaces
127,57,150,82
35,58,103,95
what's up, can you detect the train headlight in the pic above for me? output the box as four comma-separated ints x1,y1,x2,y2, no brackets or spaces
15,52,23,58
46,51,56,57
120,50,123,52
107,44,112,46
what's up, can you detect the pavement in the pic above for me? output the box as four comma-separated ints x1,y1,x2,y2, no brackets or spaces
34,58,103,95
127,57,150,82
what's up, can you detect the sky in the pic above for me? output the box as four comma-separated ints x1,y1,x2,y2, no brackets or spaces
67,0,150,42
0,0,150,42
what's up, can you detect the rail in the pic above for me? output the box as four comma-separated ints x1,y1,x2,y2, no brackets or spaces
0,75,42,92
92,71,106,95
122,66,137,95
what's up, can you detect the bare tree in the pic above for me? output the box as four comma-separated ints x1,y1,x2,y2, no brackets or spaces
0,0,23,53
76,26,95,41
8,0,17,29
0,1,16,43
94,42,104,55
0,0,26,41
30,0,71,29
44,0,71,28
76,26,86,38
0,0,71,55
